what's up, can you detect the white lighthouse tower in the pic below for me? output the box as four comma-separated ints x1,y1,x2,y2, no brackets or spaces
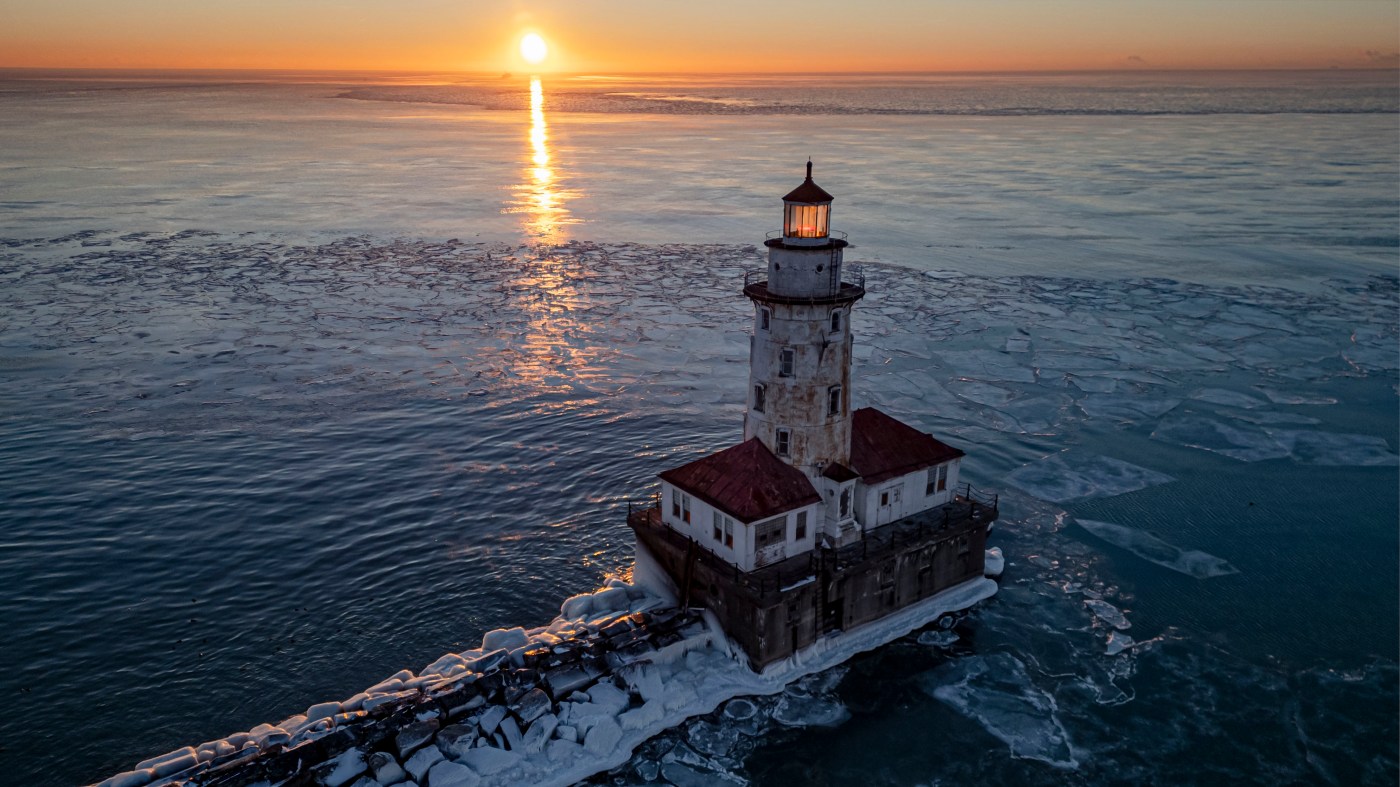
743,162,866,544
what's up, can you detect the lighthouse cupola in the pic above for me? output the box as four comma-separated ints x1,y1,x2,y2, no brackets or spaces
781,161,833,244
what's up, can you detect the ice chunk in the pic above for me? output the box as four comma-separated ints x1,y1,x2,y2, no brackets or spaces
772,693,850,728
1151,416,1289,461
618,699,665,731
1084,599,1131,630
1007,454,1174,503
1105,631,1136,656
1254,387,1338,405
1078,394,1181,421
520,713,558,753
660,761,747,787
1076,519,1240,579
922,653,1078,768
984,546,1004,578
917,629,960,648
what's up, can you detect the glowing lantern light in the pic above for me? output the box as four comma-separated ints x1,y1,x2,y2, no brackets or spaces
781,160,833,243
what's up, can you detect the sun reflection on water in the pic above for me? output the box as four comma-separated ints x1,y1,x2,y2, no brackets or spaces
509,77,578,242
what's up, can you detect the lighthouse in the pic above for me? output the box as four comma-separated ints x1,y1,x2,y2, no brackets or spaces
629,163,998,669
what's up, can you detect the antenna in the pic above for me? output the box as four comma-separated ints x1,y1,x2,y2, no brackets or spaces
806,159,813,180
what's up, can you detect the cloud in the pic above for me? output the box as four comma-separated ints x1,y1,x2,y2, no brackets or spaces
1126,55,1146,65
1364,50,1399,67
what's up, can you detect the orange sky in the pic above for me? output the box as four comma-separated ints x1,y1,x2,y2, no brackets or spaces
2,0,1397,72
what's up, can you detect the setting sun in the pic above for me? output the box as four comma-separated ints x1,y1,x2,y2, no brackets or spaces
520,33,547,65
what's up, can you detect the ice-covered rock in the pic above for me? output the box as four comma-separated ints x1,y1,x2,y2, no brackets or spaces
586,682,630,716
365,751,406,785
481,627,528,652
477,704,507,736
405,745,444,782
314,747,366,787
520,713,558,753
583,717,624,754
460,745,520,776
1077,519,1239,579
429,760,482,787
396,718,440,758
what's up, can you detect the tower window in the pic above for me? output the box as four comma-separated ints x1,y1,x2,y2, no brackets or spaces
775,428,791,457
753,383,766,413
827,385,841,417
760,308,770,331
779,348,795,377
830,310,842,332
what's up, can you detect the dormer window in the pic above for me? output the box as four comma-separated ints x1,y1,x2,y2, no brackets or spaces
779,348,795,377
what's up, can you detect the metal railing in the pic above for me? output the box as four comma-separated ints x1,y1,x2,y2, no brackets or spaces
742,265,865,295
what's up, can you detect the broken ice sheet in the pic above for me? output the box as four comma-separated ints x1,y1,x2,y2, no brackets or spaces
922,653,1078,769
1077,393,1181,422
1272,430,1399,467
1006,453,1174,503
1151,416,1290,462
1076,519,1240,579
1084,599,1132,631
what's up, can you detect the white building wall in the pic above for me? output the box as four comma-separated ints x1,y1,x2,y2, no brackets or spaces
853,459,962,531
660,481,822,572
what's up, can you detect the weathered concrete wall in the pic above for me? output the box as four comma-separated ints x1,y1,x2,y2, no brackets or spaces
764,244,844,299
744,298,854,477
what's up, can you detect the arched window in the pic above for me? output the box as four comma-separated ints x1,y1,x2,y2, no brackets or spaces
830,309,842,333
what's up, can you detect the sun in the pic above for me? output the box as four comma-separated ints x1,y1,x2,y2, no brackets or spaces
520,33,548,65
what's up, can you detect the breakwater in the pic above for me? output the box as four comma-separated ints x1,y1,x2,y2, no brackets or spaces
95,547,1001,787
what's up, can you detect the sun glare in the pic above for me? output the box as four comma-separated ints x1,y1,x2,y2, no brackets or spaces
520,33,548,65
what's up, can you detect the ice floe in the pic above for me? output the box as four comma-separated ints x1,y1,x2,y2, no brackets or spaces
1007,454,1175,503
1076,519,1240,579
922,653,1079,768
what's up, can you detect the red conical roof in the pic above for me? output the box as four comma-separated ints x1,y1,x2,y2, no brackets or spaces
782,161,833,204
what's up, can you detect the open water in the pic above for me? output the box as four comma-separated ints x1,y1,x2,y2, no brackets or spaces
0,70,1396,786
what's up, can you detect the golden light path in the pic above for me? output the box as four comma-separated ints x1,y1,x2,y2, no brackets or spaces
512,76,576,242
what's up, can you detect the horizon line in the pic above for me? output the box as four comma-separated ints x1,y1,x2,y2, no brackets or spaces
2,66,1398,76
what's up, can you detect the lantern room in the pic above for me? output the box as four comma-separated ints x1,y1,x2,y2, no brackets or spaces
781,161,834,244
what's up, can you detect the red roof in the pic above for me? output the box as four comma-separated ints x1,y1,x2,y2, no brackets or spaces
659,438,820,523
782,162,834,204
848,407,965,485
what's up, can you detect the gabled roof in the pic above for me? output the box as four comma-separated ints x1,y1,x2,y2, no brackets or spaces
659,438,820,524
848,407,965,485
821,462,860,483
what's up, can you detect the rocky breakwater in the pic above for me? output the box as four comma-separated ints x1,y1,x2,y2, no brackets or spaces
95,580,716,787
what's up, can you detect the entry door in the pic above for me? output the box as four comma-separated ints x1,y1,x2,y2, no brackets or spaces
877,485,901,525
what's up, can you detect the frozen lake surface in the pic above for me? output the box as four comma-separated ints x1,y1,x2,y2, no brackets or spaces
0,71,1395,785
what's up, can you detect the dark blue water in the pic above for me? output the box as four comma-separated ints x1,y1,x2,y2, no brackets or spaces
0,71,1395,785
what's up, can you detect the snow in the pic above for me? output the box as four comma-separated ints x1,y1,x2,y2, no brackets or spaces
984,546,1005,578
428,760,482,787
1076,519,1240,579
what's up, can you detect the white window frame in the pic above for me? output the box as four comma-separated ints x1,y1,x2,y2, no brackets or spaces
775,428,791,457
779,347,795,377
795,510,808,541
